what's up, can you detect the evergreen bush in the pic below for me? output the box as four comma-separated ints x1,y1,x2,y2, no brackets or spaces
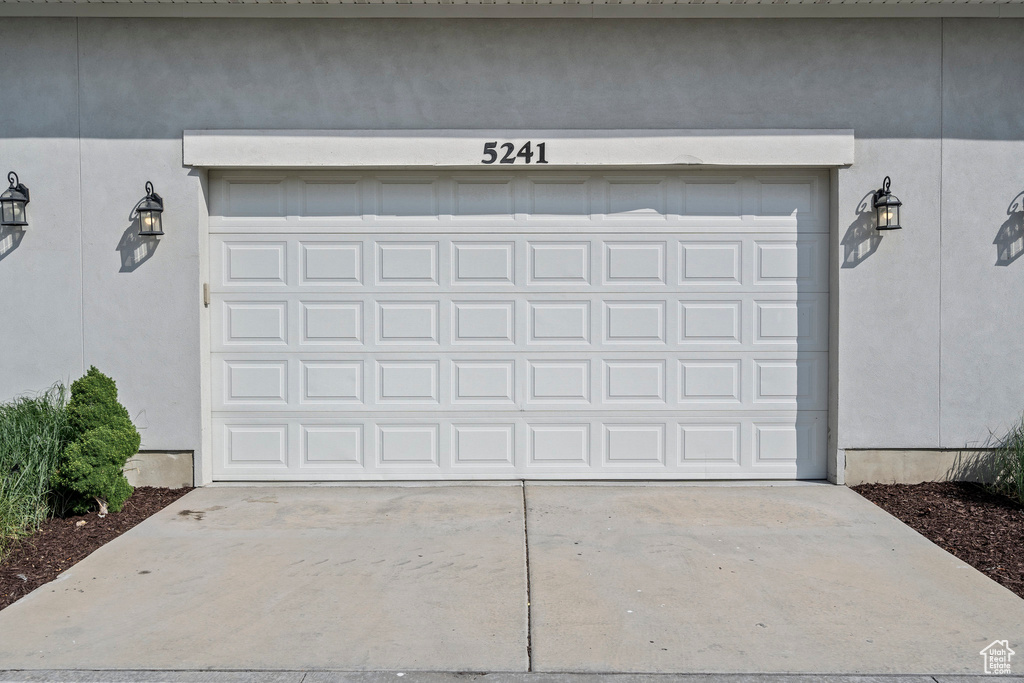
51,367,140,515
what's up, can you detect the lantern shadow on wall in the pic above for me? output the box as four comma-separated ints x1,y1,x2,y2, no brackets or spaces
994,191,1024,266
0,224,26,264
841,190,884,268
118,219,160,272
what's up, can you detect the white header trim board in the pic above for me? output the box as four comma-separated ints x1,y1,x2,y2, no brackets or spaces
183,129,855,169
6,4,1023,18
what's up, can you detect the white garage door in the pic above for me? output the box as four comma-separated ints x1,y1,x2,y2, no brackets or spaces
208,170,828,480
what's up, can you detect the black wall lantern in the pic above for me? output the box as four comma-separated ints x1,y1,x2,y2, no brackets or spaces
1,172,30,228
872,176,902,230
135,181,164,236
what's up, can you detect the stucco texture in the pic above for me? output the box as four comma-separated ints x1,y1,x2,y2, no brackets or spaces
0,18,1022,475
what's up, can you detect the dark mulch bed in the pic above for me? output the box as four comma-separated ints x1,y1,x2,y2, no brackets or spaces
0,486,192,611
854,481,1024,599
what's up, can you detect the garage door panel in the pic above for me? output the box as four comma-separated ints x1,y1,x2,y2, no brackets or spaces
297,174,362,218
212,173,827,228
210,413,826,479
210,233,827,294
209,169,829,480
299,241,363,286
209,217,828,235
211,293,827,353
210,352,826,413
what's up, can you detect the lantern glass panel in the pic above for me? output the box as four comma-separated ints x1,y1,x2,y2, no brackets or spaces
2,199,26,226
139,209,163,235
877,203,897,228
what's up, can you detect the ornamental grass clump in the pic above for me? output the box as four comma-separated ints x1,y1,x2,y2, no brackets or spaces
0,384,71,559
990,415,1024,506
51,367,140,516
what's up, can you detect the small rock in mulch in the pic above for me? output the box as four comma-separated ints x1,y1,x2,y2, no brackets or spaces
853,481,1024,599
0,486,192,611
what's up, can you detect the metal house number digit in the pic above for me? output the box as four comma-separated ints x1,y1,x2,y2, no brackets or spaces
481,141,548,165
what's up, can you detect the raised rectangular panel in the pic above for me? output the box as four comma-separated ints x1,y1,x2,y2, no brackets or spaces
530,301,589,343
301,243,361,284
530,424,589,464
225,302,286,344
757,243,801,281
680,425,740,462
529,242,589,284
755,424,806,461
226,425,287,464
759,179,813,217
679,302,741,342
683,181,741,216
453,242,514,284
378,302,438,344
680,243,741,283
224,361,287,403
605,301,665,343
224,180,285,218
377,243,438,284
528,177,589,215
604,243,665,283
680,360,741,401
224,243,286,284
453,361,514,403
453,302,514,343
453,425,514,464
378,425,439,464
377,361,439,403
756,302,811,342
605,425,665,464
302,302,362,344
300,179,360,217
755,361,811,400
378,179,437,217
606,178,666,216
301,361,362,403
302,426,362,464
454,178,514,216
529,360,590,402
604,361,665,402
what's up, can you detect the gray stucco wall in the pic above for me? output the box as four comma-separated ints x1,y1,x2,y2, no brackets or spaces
1,17,1021,472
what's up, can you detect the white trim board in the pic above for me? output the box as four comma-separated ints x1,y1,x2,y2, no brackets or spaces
3,4,1023,17
183,129,855,169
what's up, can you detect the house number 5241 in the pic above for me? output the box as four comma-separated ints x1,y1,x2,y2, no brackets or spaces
481,141,549,165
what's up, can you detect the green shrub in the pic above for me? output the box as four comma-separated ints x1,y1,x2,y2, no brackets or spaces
67,368,135,436
0,384,71,559
990,415,1024,505
51,368,140,516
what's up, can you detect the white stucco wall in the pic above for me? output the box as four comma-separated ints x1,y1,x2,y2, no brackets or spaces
1,17,1021,472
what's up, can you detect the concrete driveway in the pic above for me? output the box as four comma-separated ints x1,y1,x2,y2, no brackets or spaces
0,483,1021,674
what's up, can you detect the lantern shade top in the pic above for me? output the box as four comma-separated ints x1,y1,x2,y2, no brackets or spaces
872,175,903,210
135,181,164,215
1,172,29,204
874,192,902,208
138,195,164,213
